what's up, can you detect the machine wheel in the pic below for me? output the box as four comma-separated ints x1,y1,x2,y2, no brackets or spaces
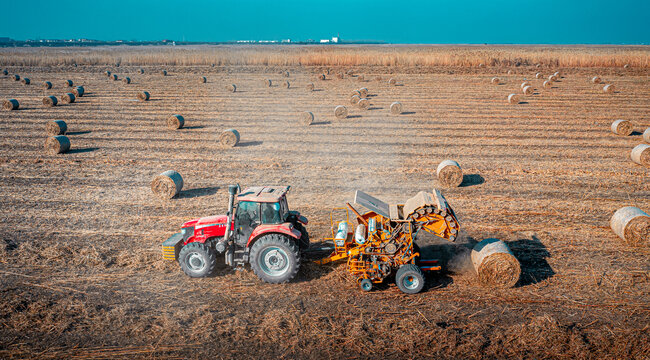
250,233,300,284
178,242,217,278
395,264,425,294
359,279,373,292
294,222,310,250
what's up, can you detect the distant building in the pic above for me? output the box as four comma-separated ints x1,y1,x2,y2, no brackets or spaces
320,39,330,43
281,39,291,43
331,36,339,43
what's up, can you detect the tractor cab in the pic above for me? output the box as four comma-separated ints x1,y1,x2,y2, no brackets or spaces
232,187,291,246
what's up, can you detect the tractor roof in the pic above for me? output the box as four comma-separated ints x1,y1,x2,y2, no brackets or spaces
237,186,290,203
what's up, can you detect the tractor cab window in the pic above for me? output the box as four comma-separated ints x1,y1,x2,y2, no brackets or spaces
261,202,282,224
236,201,260,228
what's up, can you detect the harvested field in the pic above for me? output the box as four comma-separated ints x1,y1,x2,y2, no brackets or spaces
0,45,649,359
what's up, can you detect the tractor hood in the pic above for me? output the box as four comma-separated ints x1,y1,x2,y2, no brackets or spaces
181,214,228,229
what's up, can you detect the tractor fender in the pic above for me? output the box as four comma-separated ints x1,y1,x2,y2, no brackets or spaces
247,223,301,248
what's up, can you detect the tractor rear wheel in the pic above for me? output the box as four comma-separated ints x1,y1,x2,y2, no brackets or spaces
178,242,217,278
395,264,425,294
250,233,300,284
293,222,310,250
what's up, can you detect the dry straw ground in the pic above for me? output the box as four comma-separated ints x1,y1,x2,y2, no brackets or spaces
0,45,649,359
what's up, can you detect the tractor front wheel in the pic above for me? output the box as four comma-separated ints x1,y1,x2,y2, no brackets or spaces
395,264,425,294
250,233,300,284
178,242,217,278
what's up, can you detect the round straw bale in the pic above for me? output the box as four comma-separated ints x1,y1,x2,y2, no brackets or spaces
105,70,111,77
543,80,552,89
351,90,361,97
318,74,326,80
375,76,382,81
64,79,73,87
357,98,369,109
306,82,314,91
346,69,354,75
199,76,206,83
263,79,272,87
123,77,131,84
226,84,236,92
137,91,150,101
45,135,70,154
554,71,561,77
13,74,20,81
548,74,557,82
61,93,76,104
507,70,513,75
139,68,144,74
2,99,19,110
479,63,485,68
491,77,499,85
611,120,633,136
471,238,521,288
219,129,240,147
43,81,52,89
350,95,360,105
325,69,330,75
334,105,348,119
359,88,368,97
151,170,184,199
167,115,185,130
43,95,58,107
282,81,290,89
535,73,542,79
2,69,7,75
624,64,630,69
161,70,167,76
610,207,649,246
388,78,397,85
644,128,650,143
211,63,215,67
111,74,118,81
115,63,120,67
631,144,650,167
357,74,364,81
73,86,85,97
390,101,403,115
437,160,463,187
283,71,290,77
508,94,520,104
300,111,314,126
21,78,30,85
522,85,533,95
603,84,614,93
592,76,601,84
520,81,530,89
336,72,344,79
46,120,67,135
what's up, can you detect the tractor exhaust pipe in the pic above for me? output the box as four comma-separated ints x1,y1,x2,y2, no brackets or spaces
224,184,239,266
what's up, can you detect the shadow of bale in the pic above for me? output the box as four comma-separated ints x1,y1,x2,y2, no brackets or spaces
460,174,485,187
508,235,555,286
178,186,220,199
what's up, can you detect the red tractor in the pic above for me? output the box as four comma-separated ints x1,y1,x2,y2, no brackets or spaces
162,185,309,283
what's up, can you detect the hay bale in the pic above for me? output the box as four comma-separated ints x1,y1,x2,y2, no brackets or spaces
282,81,290,89
436,160,463,187
151,170,183,199
471,238,521,288
200,76,207,83
375,76,382,81
359,88,368,97
300,111,314,125
624,64,630,69
388,78,397,85
390,101,403,115
520,81,530,89
64,79,73,87
346,69,354,75
2,99,19,110
603,84,615,93
21,78,30,85
318,74,326,80
283,71,290,77
357,74,364,81
44,135,70,154
491,77,499,85
43,95,58,107
105,70,111,77
61,93,76,104
535,73,542,79
220,129,240,147
350,95,360,105
554,71,561,77
508,94,520,104
111,74,118,81
334,105,348,119
543,80,552,89
161,70,167,76
167,115,185,130
592,76,601,84
548,74,557,82
43,81,52,89
357,98,369,109
507,70,513,75
351,90,361,97
139,68,144,74
263,79,271,87
46,120,67,135
123,77,131,84
306,82,314,91
522,85,533,95
2,69,7,75
13,74,20,81
631,144,650,167
611,120,633,136
137,91,150,101
478,63,485,68
226,84,237,92
644,128,650,143
336,72,344,79
73,86,85,97
610,207,649,246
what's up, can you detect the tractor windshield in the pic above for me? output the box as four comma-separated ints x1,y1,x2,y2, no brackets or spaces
261,202,282,224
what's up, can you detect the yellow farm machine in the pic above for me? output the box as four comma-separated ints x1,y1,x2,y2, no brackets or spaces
315,189,459,294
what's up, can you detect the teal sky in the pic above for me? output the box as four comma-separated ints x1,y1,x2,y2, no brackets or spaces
2,0,649,44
